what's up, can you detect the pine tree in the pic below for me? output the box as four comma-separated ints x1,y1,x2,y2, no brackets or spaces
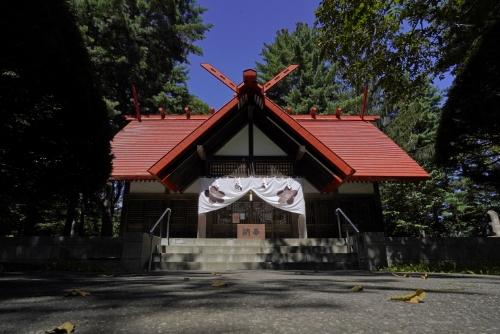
380,81,500,236
69,0,212,118
435,18,500,191
256,23,351,114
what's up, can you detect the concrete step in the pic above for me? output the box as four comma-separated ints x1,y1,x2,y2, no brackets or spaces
151,238,359,271
152,261,359,271
157,245,350,254
163,238,348,247
154,252,357,263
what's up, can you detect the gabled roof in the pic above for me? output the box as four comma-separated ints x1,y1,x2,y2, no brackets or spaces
110,65,429,192
111,116,205,180
295,117,429,181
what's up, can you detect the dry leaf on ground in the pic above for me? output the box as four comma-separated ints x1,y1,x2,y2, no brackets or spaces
211,281,228,287
389,289,426,302
45,321,75,333
421,273,429,279
211,272,222,276
351,285,363,292
183,277,190,280
392,273,411,278
65,290,90,297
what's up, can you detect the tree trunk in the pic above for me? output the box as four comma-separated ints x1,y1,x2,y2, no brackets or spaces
23,205,38,236
101,183,114,237
77,193,85,236
64,194,77,236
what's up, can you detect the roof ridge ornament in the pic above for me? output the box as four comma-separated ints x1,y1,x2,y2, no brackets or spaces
200,63,299,108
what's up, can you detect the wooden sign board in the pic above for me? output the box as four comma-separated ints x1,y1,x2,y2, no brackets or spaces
237,224,265,239
232,213,240,224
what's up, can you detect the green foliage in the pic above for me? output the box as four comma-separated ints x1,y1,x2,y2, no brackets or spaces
256,23,360,115
378,260,500,276
315,0,500,104
379,80,499,237
381,169,446,237
0,0,113,235
435,18,500,191
69,0,212,117
187,95,211,115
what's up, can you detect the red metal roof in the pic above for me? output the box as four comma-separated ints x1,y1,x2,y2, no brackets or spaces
264,97,354,178
110,65,428,186
110,113,428,182
295,118,429,181
110,117,206,180
148,97,238,177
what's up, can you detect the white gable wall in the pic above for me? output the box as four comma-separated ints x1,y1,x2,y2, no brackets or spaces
215,125,249,156
253,126,287,156
215,125,286,156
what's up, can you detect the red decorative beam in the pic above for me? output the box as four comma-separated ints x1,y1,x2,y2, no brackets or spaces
360,84,368,120
131,85,141,121
263,64,298,93
200,63,238,92
322,175,344,194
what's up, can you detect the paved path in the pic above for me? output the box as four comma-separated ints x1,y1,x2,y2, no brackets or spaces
1,270,499,333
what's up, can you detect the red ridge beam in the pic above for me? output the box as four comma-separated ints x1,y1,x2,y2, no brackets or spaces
200,63,238,92
263,64,299,93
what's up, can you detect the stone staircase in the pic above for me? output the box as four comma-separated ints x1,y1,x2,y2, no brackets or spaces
151,238,359,271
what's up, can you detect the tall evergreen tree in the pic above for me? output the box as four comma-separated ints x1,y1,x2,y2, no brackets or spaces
0,0,113,236
380,82,499,236
69,0,212,236
256,23,354,114
435,18,500,191
69,0,212,117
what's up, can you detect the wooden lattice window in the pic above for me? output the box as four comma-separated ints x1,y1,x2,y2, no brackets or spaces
207,161,295,176
127,200,164,232
169,199,198,238
336,199,377,232
253,162,294,176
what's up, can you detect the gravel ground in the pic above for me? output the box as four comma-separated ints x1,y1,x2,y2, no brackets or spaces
0,270,499,334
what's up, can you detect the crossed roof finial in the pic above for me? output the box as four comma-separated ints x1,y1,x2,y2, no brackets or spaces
200,63,299,99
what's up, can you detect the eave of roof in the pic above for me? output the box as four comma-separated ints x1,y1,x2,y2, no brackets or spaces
297,119,429,181
110,117,205,181
147,97,239,178
264,97,355,177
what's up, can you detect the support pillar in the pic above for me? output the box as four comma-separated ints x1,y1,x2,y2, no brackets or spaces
298,214,307,239
198,213,206,238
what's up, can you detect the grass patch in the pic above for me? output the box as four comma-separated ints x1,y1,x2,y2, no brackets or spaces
378,260,500,276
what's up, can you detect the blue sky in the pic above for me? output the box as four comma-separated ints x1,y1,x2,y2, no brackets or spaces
187,0,453,110
186,0,320,110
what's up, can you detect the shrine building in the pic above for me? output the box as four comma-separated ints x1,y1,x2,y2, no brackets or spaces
110,64,428,239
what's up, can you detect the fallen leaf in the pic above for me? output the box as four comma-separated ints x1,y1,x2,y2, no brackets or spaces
421,273,429,279
211,272,222,276
211,281,228,287
45,321,75,333
405,296,423,304
183,277,190,281
351,285,363,292
392,273,411,278
97,274,114,278
65,290,90,297
390,289,426,302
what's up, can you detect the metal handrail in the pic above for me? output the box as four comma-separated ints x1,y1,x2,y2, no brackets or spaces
148,208,171,271
335,208,359,238
335,208,361,270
